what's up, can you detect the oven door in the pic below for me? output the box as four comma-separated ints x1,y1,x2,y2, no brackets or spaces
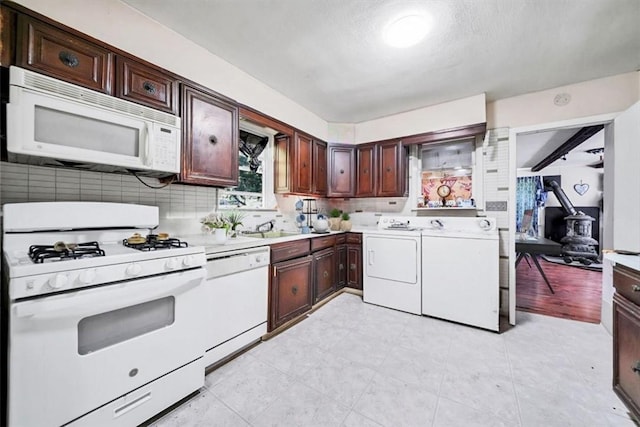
8,268,206,427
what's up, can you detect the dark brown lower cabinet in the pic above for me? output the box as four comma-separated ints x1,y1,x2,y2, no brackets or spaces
613,265,640,421
313,247,336,303
269,256,312,331
337,244,347,289
346,233,362,290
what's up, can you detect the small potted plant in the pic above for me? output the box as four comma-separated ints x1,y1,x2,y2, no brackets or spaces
340,212,352,231
328,208,342,231
224,210,245,238
200,213,231,243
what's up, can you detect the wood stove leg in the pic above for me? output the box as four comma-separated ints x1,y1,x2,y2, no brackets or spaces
531,254,555,294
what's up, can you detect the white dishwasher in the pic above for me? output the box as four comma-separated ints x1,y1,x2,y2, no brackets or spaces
421,217,500,332
204,246,270,368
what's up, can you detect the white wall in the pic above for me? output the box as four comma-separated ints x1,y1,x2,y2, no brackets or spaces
517,166,603,208
488,72,640,129
12,0,330,140
354,94,486,143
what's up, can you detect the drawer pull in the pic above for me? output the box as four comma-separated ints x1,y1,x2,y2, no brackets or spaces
632,361,640,374
58,51,79,68
632,285,640,292
142,81,157,94
291,285,298,295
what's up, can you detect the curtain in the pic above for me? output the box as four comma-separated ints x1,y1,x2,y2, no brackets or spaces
516,176,545,234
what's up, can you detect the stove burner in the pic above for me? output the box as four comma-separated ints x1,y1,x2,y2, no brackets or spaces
29,241,106,263
123,234,188,251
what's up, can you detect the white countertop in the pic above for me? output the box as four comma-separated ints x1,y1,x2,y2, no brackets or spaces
178,230,352,256
604,252,640,272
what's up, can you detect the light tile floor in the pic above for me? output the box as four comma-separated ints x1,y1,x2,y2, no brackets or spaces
151,293,638,427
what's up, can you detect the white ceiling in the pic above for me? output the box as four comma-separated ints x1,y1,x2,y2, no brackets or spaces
121,0,640,123
516,128,604,169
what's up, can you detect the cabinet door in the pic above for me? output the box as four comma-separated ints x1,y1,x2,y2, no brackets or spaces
377,140,405,197
356,144,376,197
613,293,640,420
337,244,347,289
328,145,355,197
274,134,291,193
313,247,336,303
313,140,328,195
180,85,238,186
293,132,313,193
270,256,312,331
18,15,114,93
347,244,362,289
116,57,178,114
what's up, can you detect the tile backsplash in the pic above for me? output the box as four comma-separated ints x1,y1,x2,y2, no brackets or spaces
0,161,414,234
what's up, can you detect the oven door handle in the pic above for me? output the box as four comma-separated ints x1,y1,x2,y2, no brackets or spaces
15,275,203,319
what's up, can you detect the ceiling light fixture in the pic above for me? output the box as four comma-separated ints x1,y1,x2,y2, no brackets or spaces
383,14,431,48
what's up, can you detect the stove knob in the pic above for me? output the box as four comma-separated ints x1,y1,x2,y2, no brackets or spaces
182,256,195,267
126,263,143,277
165,258,178,270
48,273,68,289
78,269,96,285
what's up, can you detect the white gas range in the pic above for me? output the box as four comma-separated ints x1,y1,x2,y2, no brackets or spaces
2,202,207,427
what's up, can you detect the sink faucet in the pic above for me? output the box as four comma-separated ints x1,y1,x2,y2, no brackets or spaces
255,219,275,232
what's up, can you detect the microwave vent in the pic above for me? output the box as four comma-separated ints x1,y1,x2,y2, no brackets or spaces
14,67,180,127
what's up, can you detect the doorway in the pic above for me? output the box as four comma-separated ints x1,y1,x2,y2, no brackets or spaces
509,114,616,325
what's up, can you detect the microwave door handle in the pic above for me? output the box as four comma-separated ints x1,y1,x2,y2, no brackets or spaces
14,275,202,319
144,122,151,166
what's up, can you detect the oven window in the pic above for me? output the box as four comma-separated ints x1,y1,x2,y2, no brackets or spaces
77,297,175,355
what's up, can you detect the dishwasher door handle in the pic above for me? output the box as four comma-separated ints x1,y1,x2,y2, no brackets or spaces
368,249,375,265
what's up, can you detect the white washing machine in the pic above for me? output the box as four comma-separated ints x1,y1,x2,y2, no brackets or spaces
363,217,423,315
421,217,500,331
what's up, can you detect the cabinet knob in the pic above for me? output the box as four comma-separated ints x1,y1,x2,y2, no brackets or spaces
323,270,329,279
302,162,307,168
209,135,218,144
386,167,392,172
339,263,344,270
632,361,640,374
142,81,157,94
291,285,298,295
350,263,356,270
632,285,640,292
364,168,368,174
58,51,79,68
340,169,344,174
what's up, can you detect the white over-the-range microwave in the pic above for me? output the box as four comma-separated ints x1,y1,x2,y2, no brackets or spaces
6,66,181,176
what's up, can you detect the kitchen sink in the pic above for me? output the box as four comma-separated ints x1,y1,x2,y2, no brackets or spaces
241,231,300,239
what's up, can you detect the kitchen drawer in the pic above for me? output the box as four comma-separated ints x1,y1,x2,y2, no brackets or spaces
335,234,347,244
116,56,179,114
615,265,640,307
613,293,640,420
311,235,336,252
271,239,310,263
18,15,114,93
346,232,362,244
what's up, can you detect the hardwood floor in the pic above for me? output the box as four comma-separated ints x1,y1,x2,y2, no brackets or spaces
516,256,602,323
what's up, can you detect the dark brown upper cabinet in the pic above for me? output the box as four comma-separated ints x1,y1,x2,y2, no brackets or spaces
17,14,114,94
180,84,238,186
292,131,313,194
328,144,355,198
116,56,179,114
377,140,406,197
313,139,328,196
356,144,376,197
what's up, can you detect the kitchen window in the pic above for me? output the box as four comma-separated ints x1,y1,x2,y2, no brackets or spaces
419,138,476,208
218,125,277,210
